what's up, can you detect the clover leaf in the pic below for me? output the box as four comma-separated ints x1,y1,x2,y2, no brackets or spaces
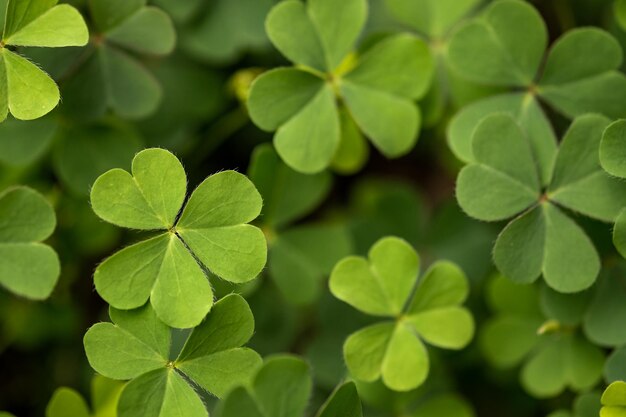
248,144,352,305
218,355,362,417
0,186,60,299
247,0,433,174
447,0,626,172
84,294,262,417
480,275,605,398
456,113,626,292
601,381,626,417
0,0,88,121
46,375,125,417
583,264,626,347
329,236,474,391
90,148,267,328
61,0,176,120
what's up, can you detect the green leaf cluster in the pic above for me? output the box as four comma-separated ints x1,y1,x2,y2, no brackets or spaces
0,0,88,121
0,186,59,299
330,236,474,391
447,0,626,169
84,294,261,417
247,0,434,174
456,113,626,292
218,355,362,417
90,148,267,328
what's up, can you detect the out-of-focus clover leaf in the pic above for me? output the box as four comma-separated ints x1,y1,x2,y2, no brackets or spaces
247,0,434,174
151,0,203,24
410,393,475,417
0,0,88,122
0,116,58,167
90,148,267,328
330,236,474,391
46,375,125,417
547,392,601,417
53,121,143,197
601,381,626,417
447,0,626,170
481,275,605,398
84,294,262,417
61,0,176,121
0,186,60,299
218,355,362,417
456,114,626,293
182,0,275,64
616,0,626,31
249,144,352,305
605,346,626,383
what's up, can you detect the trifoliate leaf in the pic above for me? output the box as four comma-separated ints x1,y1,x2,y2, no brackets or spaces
601,381,626,417
600,119,626,179
91,148,266,328
84,295,261,417
330,236,473,391
0,186,59,299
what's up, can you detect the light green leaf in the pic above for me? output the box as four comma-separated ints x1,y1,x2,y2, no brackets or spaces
46,388,90,417
248,68,325,132
344,33,433,100
386,0,481,38
600,119,626,178
480,315,541,368
447,0,547,87
381,322,429,391
331,107,369,174
344,322,394,382
3,0,58,39
91,148,187,230
265,0,326,71
330,236,419,316
341,81,420,158
0,186,59,299
407,307,474,349
316,382,362,417
117,369,207,417
4,4,88,47
408,261,469,312
105,7,176,55
248,143,331,229
274,83,340,174
601,381,626,417
308,0,366,71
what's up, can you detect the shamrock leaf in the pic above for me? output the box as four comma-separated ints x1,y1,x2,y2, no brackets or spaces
447,0,626,168
601,381,626,417
480,275,604,398
248,144,352,305
84,294,262,417
61,0,176,121
456,113,626,292
329,236,474,391
90,148,267,328
0,0,88,122
46,375,125,417
0,186,60,299
218,355,362,417
247,0,433,173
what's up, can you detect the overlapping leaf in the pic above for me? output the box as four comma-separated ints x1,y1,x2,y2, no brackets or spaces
84,294,262,417
0,0,88,121
0,186,60,299
46,375,124,417
329,236,474,391
247,0,433,173
218,355,362,417
447,0,626,165
456,113,626,292
90,148,267,328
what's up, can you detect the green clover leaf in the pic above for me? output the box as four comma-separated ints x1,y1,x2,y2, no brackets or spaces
0,0,88,122
329,236,474,391
0,186,60,299
218,355,362,417
248,144,352,305
84,294,262,417
447,0,626,173
61,0,176,121
90,148,267,328
583,264,626,347
46,375,125,417
480,276,604,398
247,0,433,174
601,381,626,417
456,113,626,292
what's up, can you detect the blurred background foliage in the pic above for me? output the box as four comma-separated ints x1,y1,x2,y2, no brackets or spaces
0,0,624,416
